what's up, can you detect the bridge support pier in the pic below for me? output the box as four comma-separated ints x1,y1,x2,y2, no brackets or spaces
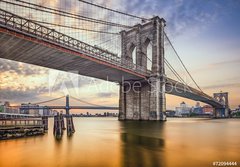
118,78,166,121
119,16,166,121
213,108,229,118
213,92,229,118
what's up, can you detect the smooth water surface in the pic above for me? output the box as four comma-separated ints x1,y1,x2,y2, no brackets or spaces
0,118,239,167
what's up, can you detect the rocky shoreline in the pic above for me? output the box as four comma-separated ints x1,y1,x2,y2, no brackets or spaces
0,126,45,140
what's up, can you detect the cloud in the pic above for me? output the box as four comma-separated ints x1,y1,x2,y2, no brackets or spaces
202,82,240,90
47,73,97,96
190,58,240,76
110,0,229,37
96,92,117,98
0,74,98,104
0,58,103,103
210,59,240,67
0,85,49,103
0,58,48,76
159,1,219,36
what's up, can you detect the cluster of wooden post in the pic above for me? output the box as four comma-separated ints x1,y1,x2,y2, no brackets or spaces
0,108,76,140
53,112,75,139
53,113,64,139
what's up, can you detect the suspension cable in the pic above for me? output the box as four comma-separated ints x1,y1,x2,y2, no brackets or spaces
33,20,119,35
0,0,131,28
32,96,65,105
164,32,203,92
147,40,190,85
70,96,108,107
78,0,149,21
164,59,188,85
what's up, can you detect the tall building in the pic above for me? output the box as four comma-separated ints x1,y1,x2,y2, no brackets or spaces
175,102,191,116
195,102,201,107
193,102,203,114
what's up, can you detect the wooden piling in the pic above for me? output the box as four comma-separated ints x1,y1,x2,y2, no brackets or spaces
60,113,66,130
66,115,75,136
53,113,63,139
42,116,48,131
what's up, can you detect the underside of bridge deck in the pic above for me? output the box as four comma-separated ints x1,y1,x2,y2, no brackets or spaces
0,28,145,83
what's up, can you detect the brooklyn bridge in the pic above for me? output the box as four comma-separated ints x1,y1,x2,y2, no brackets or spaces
0,0,229,121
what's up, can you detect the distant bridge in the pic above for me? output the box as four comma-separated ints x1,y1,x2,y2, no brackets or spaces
12,96,119,114
20,106,118,110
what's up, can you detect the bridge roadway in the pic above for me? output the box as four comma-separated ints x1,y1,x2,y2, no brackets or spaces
0,9,223,108
19,106,119,110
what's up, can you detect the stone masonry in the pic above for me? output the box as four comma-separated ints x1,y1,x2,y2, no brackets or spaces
118,16,167,121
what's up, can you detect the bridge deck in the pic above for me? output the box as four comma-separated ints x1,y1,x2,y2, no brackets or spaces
0,9,146,82
166,78,223,108
0,28,144,82
0,9,223,108
19,106,119,110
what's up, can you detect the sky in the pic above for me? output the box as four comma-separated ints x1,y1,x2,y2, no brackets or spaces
0,0,240,111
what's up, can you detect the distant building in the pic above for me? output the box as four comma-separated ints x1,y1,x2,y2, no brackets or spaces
202,105,214,114
193,102,203,114
195,102,201,107
39,107,53,116
166,110,176,117
4,101,10,107
1,101,19,114
0,102,4,113
0,106,3,113
20,103,39,115
50,110,58,116
175,102,191,116
231,105,240,117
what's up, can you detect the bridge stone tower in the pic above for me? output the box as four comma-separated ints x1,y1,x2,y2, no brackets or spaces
213,92,229,117
119,16,166,121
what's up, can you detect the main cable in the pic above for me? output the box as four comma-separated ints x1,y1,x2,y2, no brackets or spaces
0,0,131,28
70,96,109,107
146,40,189,85
33,20,119,35
164,32,203,92
164,59,188,85
32,96,65,105
78,0,149,21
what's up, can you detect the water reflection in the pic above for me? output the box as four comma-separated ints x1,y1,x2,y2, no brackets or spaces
121,133,164,150
120,121,166,167
0,118,240,167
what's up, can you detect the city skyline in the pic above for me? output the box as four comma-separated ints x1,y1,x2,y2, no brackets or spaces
0,0,240,111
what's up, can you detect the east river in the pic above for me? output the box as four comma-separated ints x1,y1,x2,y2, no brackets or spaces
0,118,240,167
